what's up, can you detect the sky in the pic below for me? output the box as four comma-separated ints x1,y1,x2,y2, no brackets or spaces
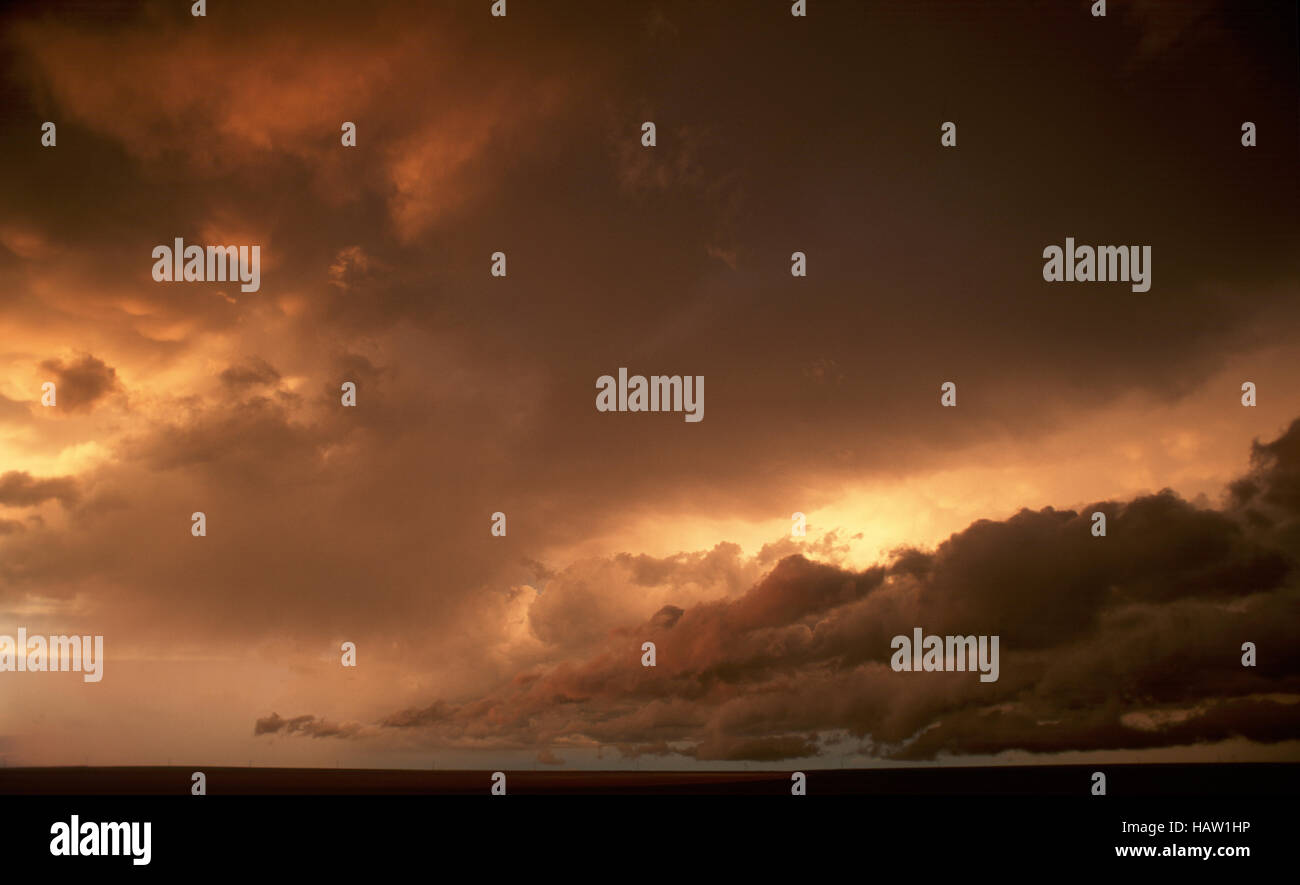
0,0,1297,770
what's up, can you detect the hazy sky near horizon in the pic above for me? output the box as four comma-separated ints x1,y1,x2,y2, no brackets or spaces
1,0,1298,770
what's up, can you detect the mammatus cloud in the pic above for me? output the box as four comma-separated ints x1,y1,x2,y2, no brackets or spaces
37,354,119,413
260,420,1300,762
219,357,281,391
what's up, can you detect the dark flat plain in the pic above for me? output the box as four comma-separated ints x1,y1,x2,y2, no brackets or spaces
3,762,1296,795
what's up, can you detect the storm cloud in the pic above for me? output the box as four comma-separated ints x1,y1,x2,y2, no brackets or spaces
261,420,1300,761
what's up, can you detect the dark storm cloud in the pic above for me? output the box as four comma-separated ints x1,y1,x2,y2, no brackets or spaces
4,0,1296,531
125,396,319,475
37,354,118,413
1231,417,1300,541
687,734,821,763
268,420,1300,760
254,712,360,739
380,702,453,729
649,605,684,629
219,357,281,390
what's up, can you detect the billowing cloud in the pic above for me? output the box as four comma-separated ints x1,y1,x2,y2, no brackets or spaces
37,354,118,413
262,420,1300,761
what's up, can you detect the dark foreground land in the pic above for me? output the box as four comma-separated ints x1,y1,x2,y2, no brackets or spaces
3,761,1297,795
